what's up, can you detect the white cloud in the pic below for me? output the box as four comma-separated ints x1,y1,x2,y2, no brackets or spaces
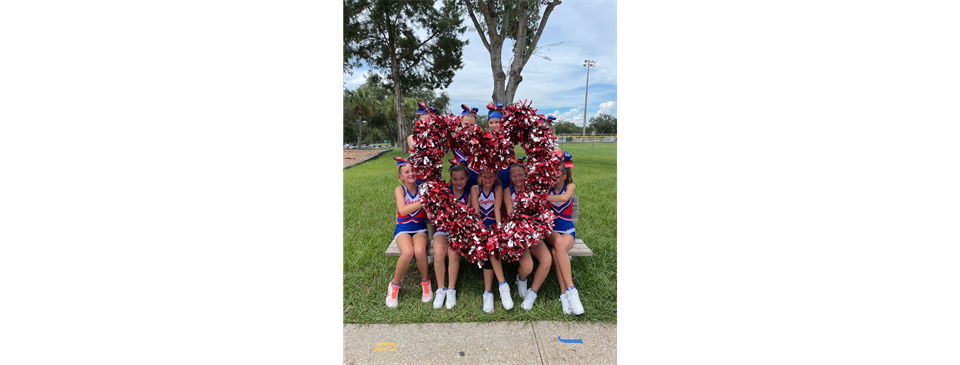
597,101,616,116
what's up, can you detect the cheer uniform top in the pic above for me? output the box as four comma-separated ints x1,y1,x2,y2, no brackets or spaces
433,185,468,237
394,184,427,238
477,185,498,227
550,184,576,239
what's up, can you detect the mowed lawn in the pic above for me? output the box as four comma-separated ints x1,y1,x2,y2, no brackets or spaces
343,142,617,324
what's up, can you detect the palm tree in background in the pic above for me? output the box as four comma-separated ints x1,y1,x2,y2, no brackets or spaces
349,87,378,148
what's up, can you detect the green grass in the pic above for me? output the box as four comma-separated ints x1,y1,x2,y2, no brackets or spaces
343,143,617,324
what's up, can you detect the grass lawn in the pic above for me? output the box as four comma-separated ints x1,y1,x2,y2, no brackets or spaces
343,142,617,324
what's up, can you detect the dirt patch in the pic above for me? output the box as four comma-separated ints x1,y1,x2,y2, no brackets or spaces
343,149,392,168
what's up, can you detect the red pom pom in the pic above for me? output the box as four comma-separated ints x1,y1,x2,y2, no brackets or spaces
408,101,560,264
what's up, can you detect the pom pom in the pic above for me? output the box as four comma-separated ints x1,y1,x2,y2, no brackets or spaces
408,100,560,264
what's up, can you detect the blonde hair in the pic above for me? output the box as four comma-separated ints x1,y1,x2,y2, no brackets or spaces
461,113,478,125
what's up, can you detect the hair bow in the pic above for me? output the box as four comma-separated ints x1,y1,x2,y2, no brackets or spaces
460,104,479,116
547,115,556,122
394,157,409,167
562,151,574,168
486,101,504,119
416,101,435,115
448,156,468,171
516,156,527,165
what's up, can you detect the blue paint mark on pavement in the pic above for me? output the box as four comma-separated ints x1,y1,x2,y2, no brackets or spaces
558,336,583,344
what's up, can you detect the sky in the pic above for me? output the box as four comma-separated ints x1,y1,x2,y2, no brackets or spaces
343,0,617,128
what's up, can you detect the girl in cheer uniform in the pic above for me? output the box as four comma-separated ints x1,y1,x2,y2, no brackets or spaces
502,159,554,310
545,151,584,315
470,168,513,313
430,163,470,310
386,157,433,308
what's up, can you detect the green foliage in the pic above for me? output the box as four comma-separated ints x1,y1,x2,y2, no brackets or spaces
344,0,467,94
553,120,584,135
588,114,617,135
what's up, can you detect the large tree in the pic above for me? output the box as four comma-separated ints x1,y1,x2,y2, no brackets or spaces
589,113,617,135
462,0,562,103
344,0,467,152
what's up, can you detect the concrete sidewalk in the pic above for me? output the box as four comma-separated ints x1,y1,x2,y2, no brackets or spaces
343,321,617,365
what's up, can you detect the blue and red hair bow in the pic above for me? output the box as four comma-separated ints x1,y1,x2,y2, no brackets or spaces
460,104,479,116
416,101,436,115
486,101,505,119
561,151,574,168
553,150,574,168
448,150,470,171
394,157,409,167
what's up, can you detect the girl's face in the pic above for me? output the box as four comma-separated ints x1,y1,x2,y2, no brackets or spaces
451,171,467,191
399,164,416,184
510,165,526,187
480,170,496,188
488,117,501,132
461,116,477,128
556,172,567,185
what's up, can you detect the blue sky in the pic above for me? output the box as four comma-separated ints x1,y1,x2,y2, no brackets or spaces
343,0,617,127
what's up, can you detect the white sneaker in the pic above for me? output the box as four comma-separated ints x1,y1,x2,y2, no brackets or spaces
560,293,571,314
420,280,433,303
515,275,528,299
567,287,584,315
433,288,446,309
445,289,457,309
498,282,514,310
521,289,538,310
385,282,400,308
482,291,494,313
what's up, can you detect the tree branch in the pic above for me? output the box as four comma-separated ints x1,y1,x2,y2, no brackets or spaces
397,31,438,61
510,0,529,72
476,0,501,44
522,0,560,65
462,0,491,51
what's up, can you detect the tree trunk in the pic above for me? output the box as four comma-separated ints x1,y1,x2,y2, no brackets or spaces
488,38,506,103
387,20,409,152
357,115,363,148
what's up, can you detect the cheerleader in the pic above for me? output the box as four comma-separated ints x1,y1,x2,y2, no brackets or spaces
502,159,554,310
470,168,513,313
430,163,470,309
386,157,432,308
545,151,584,315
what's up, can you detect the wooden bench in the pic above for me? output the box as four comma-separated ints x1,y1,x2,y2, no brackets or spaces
386,196,592,260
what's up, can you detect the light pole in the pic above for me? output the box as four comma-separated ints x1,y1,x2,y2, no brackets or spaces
582,59,595,137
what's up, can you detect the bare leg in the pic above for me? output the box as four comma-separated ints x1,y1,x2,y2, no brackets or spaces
529,242,553,292
490,255,506,283
433,235,448,289
412,232,429,282
447,249,460,289
546,234,570,293
553,233,575,290
393,234,414,285
518,249,533,281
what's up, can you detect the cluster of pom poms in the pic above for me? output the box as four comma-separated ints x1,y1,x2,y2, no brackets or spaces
408,100,562,266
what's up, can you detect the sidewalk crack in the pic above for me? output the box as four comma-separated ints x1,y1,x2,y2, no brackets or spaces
532,321,547,365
